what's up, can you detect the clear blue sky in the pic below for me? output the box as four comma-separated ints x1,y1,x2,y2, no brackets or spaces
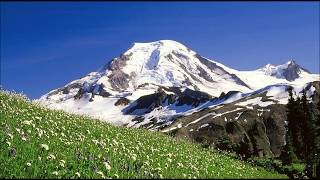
1,2,319,99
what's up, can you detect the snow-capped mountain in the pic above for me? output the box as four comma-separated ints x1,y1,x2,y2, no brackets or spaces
38,40,319,128
257,60,311,81
86,40,250,97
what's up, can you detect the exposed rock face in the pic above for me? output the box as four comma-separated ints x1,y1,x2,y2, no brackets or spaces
107,53,133,91
163,101,286,158
46,82,83,98
276,61,302,81
177,88,212,106
74,83,111,100
124,89,177,115
124,87,212,115
114,97,131,106
307,81,320,104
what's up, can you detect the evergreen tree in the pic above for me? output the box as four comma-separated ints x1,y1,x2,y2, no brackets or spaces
280,130,297,165
316,99,320,148
302,89,320,178
301,88,315,177
301,89,312,160
293,96,304,159
310,98,320,178
281,86,298,164
316,99,320,177
286,87,304,159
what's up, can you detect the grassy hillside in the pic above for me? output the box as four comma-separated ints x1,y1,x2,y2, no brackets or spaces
0,91,287,178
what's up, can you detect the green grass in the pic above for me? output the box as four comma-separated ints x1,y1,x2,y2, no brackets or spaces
0,91,288,178
282,163,306,174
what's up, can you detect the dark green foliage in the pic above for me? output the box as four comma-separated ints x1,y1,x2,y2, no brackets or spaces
304,91,320,178
283,86,298,164
216,135,234,151
300,89,313,159
284,87,320,178
280,131,297,165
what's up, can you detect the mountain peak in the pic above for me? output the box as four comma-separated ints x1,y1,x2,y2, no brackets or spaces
133,39,185,46
286,60,296,65
94,39,252,97
129,40,192,55
259,60,310,81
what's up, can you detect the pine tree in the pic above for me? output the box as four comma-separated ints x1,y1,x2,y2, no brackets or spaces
316,99,320,177
302,89,320,178
312,99,320,178
316,100,320,148
281,86,298,164
280,130,297,165
301,89,312,160
293,96,305,159
285,87,304,159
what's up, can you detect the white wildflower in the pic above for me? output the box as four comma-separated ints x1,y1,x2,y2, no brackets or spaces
131,154,137,161
22,120,32,125
92,139,98,145
6,141,11,146
103,161,112,171
59,160,65,167
52,171,58,176
47,154,56,160
15,128,21,134
112,139,118,146
96,171,105,178
143,161,150,166
7,133,13,139
26,162,32,167
75,172,80,177
177,162,184,167
40,144,49,151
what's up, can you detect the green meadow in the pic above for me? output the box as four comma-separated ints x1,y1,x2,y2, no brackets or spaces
0,91,287,178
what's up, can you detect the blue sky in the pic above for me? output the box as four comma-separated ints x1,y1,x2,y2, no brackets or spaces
1,2,319,99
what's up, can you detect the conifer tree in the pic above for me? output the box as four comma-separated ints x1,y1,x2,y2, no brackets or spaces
301,88,316,177
281,86,298,164
301,89,312,159
280,130,297,165
293,96,304,159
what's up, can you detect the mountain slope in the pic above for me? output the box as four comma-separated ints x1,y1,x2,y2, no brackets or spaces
0,91,287,178
160,81,320,158
37,40,319,129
